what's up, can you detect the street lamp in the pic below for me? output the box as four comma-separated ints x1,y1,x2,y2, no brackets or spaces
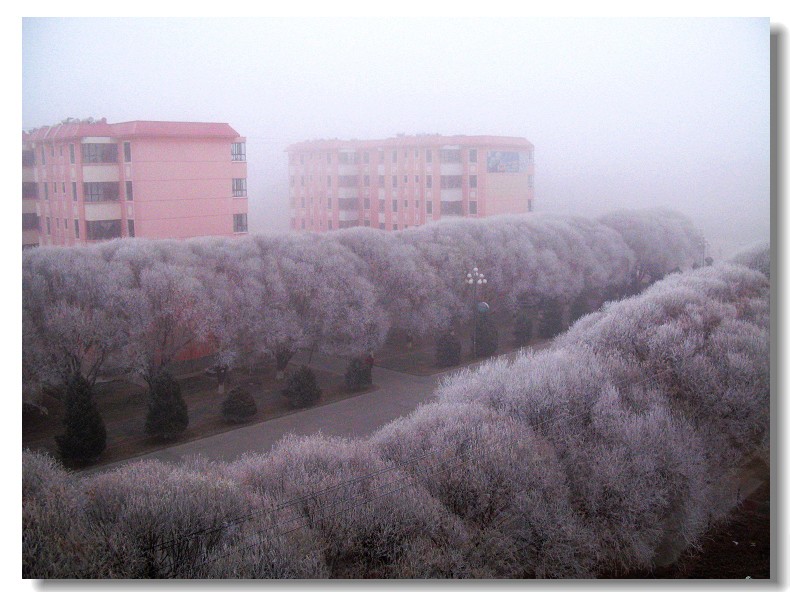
465,266,487,356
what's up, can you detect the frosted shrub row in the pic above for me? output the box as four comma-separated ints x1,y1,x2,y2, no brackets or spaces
23,208,702,408
23,245,769,578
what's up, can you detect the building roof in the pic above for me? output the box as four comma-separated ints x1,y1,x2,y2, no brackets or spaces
286,134,533,152
23,119,241,143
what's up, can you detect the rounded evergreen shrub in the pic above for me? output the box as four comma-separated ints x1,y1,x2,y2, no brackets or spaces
55,374,106,465
145,371,189,441
435,331,462,367
221,386,258,423
344,357,373,392
282,365,322,408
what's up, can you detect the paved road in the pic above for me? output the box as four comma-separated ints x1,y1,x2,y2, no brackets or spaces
89,344,551,475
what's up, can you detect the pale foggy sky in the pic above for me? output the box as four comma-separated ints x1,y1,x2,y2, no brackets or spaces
22,17,770,257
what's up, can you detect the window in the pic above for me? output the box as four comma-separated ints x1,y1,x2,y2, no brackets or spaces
403,175,408,185
426,149,432,163
301,196,305,208
379,199,385,211
127,220,135,237
416,200,420,210
232,178,247,197
379,150,384,162
22,213,38,230
53,182,57,194
82,143,118,164
41,147,46,165
328,220,333,230
327,176,332,187
378,175,385,188
301,219,305,229
440,175,462,189
528,174,534,188
528,199,533,212
392,150,397,163
50,145,54,157
441,201,463,215
469,201,478,215
339,152,357,164
415,149,419,158
415,175,420,184
327,197,332,209
364,220,370,227
364,175,370,187
469,175,477,189
440,149,461,163
392,176,397,188
72,182,77,201
426,201,433,214
83,182,120,202
22,183,38,198
379,223,385,230
64,219,68,230
56,218,60,229
300,154,305,165
126,181,134,201
301,176,305,186
123,142,132,162
338,175,358,188
69,144,75,164
363,151,369,164
233,213,248,233
22,150,35,167
43,183,48,200
86,220,122,240
74,220,80,238
426,175,432,189
404,200,408,208
231,142,246,161
62,182,66,193
46,217,51,234
393,224,398,230
60,146,63,157
392,200,398,212
363,197,370,209
469,148,477,163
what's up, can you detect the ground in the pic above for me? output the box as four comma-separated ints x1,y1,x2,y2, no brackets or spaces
22,316,529,469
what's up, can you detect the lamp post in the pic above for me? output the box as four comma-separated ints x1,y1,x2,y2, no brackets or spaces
465,266,487,356
699,237,708,268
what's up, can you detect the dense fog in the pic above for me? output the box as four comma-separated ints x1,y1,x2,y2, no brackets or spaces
22,18,770,255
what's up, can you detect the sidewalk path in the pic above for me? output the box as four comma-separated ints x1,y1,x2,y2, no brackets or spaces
89,343,551,474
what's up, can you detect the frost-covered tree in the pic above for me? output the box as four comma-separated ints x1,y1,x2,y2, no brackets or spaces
598,208,702,293
23,246,128,409
334,227,450,338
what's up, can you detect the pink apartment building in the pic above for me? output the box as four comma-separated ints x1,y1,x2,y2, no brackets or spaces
22,119,248,247
287,134,534,232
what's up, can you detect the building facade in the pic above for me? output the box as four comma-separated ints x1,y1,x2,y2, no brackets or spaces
287,134,534,232
22,119,248,248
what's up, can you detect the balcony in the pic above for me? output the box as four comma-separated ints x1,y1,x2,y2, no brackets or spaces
86,219,122,241
337,197,359,210
440,201,463,216
439,188,462,202
338,187,359,199
84,201,123,222
81,143,118,164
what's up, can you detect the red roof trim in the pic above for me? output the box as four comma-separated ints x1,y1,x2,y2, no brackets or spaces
23,120,240,143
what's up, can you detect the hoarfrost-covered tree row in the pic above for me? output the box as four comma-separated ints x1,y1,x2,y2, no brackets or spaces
23,245,769,578
23,208,701,409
